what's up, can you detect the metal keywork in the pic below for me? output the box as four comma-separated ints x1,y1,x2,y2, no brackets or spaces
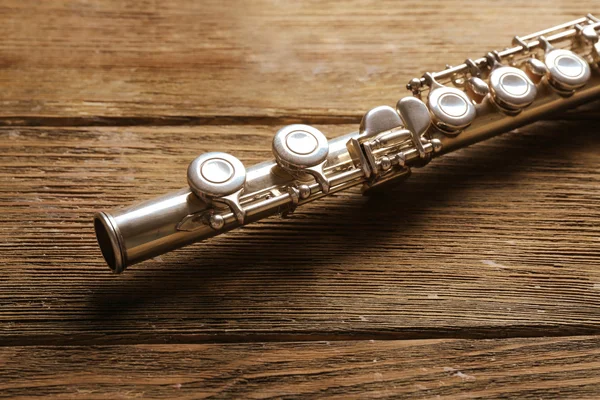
396,97,435,159
423,72,477,135
94,14,600,273
539,36,591,95
578,24,600,64
464,60,490,104
486,52,537,114
524,58,549,84
350,105,406,177
187,152,247,225
406,14,600,91
272,124,331,193
348,99,442,187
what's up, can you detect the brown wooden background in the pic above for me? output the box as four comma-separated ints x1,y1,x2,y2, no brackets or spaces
1,1,600,398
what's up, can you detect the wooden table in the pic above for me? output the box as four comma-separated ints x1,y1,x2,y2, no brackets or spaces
1,1,600,398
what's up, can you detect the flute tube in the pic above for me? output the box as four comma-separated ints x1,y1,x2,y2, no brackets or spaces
94,133,357,273
94,16,600,273
95,77,600,273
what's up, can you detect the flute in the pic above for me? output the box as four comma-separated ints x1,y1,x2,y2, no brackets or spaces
94,14,600,273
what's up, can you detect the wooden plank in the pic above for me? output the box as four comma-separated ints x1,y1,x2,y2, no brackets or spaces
1,114,600,345
0,0,597,122
2,336,600,399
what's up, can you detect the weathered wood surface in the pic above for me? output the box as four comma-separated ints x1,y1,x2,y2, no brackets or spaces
3,336,600,399
1,0,600,398
1,116,600,345
0,0,598,123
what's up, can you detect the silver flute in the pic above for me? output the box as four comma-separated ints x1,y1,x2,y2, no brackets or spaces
94,15,600,273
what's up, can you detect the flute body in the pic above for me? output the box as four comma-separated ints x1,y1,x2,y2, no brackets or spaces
95,15,600,273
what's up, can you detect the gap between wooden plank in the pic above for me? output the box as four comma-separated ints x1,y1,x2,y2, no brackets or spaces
2,335,600,399
0,114,360,127
0,102,597,127
3,328,600,348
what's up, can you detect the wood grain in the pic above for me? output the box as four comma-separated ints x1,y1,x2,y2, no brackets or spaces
3,336,600,399
1,1,600,397
1,112,599,345
0,0,597,123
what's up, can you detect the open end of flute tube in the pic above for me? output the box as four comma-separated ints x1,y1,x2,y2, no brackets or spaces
94,212,125,273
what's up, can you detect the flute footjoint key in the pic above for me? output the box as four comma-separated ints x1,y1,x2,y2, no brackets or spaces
94,14,600,273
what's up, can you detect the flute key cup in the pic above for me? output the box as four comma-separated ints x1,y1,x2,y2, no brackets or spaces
187,152,247,224
539,36,591,94
424,72,476,134
487,53,537,114
272,124,331,193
